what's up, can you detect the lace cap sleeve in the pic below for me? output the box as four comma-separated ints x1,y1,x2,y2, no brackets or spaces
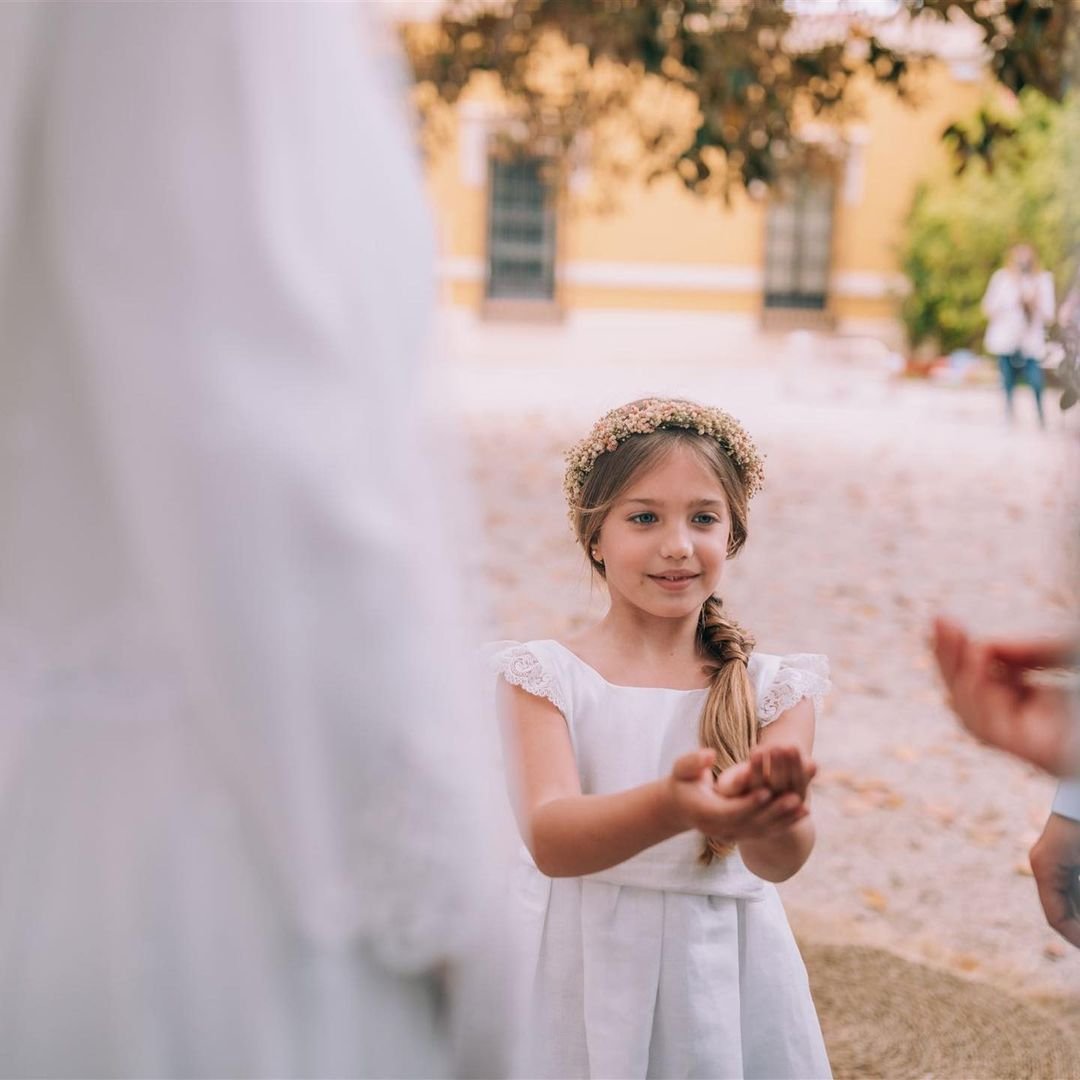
757,653,831,726
486,641,567,715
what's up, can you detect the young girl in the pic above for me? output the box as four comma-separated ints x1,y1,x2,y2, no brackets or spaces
491,398,831,1079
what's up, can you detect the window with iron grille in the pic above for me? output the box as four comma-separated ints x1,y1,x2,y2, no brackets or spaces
763,173,835,311
486,156,556,301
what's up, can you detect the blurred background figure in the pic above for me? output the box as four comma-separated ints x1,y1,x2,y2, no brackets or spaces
1057,266,1080,402
1060,266,1080,333
981,243,1057,428
932,619,1080,950
0,3,507,1076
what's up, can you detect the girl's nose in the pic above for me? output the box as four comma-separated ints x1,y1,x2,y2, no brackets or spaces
659,529,693,560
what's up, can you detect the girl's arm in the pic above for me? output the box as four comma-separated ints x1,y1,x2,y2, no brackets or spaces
501,679,690,876
499,680,793,878
737,699,817,882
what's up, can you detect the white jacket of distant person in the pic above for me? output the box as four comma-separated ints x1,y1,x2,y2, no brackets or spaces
0,4,507,1077
981,246,1056,360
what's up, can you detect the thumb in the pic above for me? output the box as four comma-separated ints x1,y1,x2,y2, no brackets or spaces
714,760,754,797
671,748,716,782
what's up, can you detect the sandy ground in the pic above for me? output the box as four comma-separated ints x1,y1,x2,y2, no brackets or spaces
441,312,1080,1001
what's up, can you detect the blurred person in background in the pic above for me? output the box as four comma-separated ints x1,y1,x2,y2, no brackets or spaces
1059,266,1080,332
981,243,1057,428
0,3,509,1076
1057,265,1080,389
933,619,1080,950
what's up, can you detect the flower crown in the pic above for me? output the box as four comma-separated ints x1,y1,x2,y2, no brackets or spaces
562,397,765,508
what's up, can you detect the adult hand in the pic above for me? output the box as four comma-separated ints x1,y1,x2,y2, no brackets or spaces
1030,813,1080,949
932,617,1079,777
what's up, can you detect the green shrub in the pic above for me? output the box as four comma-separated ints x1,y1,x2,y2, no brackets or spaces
900,91,1077,355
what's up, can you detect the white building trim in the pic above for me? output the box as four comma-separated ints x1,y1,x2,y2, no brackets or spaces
841,124,871,206
442,256,486,282
831,270,909,299
560,261,764,291
441,257,907,301
440,257,764,292
457,102,503,189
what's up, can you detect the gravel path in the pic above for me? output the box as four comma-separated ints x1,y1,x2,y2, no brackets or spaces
443,317,1080,997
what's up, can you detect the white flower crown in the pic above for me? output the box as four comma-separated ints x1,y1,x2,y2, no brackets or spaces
563,397,766,509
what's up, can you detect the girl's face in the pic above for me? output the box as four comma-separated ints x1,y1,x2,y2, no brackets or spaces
594,443,732,621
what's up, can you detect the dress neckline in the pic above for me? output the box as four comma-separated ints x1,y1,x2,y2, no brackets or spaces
546,639,711,694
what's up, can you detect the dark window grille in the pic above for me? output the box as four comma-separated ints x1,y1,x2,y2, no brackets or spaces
486,156,556,301
763,174,835,311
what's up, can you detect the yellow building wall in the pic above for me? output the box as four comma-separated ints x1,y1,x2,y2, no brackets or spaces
425,58,995,322
830,65,988,320
426,143,487,267
561,286,759,312
563,177,765,268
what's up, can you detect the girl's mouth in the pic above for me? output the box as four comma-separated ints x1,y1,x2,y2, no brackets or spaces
648,573,700,591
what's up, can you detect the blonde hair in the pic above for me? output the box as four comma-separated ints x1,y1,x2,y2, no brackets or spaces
570,425,757,863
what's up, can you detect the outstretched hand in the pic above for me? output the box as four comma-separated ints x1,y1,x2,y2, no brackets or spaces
667,747,813,846
932,617,1079,777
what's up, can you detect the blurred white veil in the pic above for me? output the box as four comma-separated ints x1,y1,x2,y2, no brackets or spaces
0,3,507,1075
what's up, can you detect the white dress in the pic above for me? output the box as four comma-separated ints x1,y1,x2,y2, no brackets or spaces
491,639,833,1080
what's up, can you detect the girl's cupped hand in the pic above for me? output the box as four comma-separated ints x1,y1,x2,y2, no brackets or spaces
665,747,814,844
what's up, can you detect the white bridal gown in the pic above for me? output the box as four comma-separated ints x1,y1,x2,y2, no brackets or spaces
491,640,833,1080
0,4,505,1076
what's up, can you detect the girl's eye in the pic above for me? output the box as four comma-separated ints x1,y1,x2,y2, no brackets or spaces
629,512,657,524
693,513,720,525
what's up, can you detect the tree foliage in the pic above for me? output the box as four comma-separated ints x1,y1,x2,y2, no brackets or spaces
403,0,1074,198
899,89,1077,353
